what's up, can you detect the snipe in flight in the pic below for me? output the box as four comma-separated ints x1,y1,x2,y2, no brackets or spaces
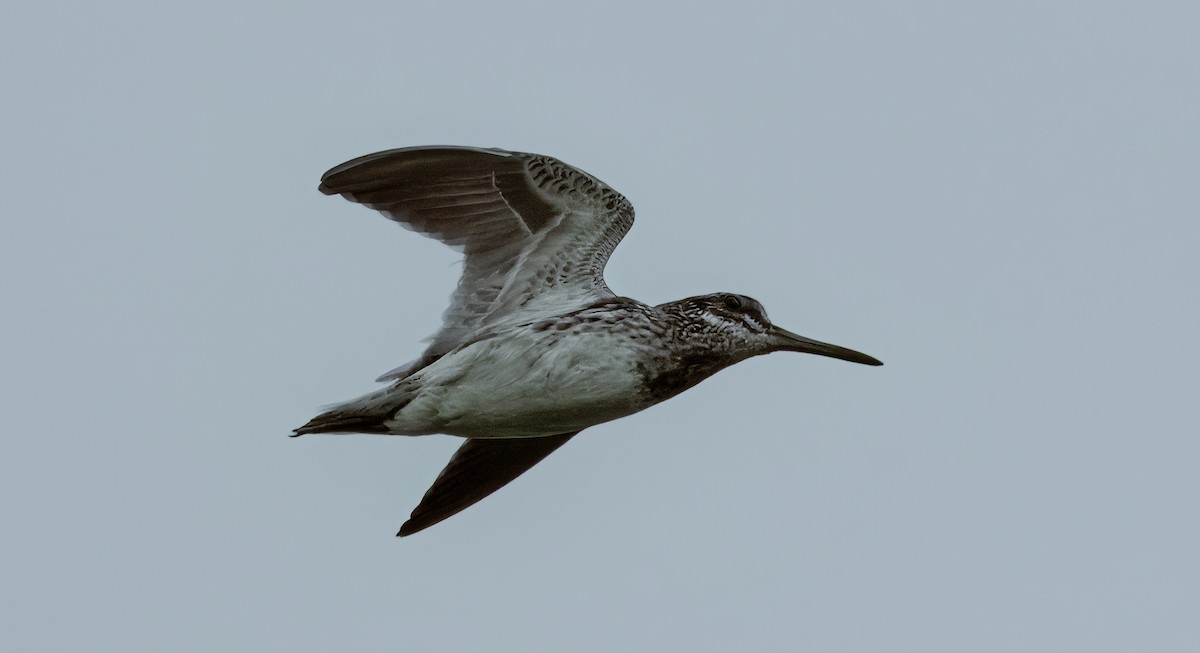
295,146,882,536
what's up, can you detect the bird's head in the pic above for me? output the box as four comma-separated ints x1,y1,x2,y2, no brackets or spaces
665,293,883,366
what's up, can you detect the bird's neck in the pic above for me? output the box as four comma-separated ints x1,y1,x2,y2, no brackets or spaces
633,305,751,406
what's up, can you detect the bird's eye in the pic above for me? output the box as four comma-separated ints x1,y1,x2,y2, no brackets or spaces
725,295,743,310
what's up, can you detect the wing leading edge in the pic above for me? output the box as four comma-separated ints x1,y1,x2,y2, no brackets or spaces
318,146,635,382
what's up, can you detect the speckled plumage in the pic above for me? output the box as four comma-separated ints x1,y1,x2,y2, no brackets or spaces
295,146,882,536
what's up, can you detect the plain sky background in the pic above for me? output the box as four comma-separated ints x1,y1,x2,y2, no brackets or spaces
3,1,1197,651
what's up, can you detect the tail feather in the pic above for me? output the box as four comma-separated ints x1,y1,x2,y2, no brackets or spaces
293,384,414,437
292,407,394,436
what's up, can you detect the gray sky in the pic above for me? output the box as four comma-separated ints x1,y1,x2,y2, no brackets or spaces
3,1,1198,651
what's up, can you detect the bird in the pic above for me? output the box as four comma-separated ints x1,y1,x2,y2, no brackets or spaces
294,146,882,537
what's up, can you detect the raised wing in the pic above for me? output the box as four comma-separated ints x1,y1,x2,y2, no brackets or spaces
397,432,579,537
318,147,634,381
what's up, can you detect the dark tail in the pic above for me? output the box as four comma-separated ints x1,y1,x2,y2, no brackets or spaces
292,408,394,436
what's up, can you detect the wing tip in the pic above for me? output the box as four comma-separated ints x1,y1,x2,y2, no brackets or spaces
396,505,453,537
317,146,518,197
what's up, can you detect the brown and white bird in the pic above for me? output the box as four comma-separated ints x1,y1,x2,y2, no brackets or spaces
295,146,882,536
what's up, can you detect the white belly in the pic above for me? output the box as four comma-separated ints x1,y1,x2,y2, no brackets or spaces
384,328,646,438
